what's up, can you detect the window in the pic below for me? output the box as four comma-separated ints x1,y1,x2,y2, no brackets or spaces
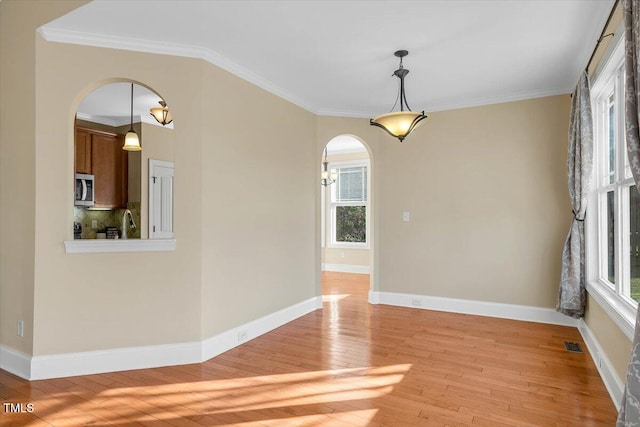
587,33,638,337
330,162,369,247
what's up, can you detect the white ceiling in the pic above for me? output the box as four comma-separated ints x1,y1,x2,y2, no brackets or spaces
77,82,173,128
326,135,368,155
41,0,614,118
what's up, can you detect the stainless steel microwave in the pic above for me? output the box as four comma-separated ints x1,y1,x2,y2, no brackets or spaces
75,173,95,207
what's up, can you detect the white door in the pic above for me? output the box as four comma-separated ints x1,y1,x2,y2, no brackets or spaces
149,159,174,239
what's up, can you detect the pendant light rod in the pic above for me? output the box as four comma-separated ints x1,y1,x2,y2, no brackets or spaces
394,50,411,112
370,50,428,142
129,83,134,129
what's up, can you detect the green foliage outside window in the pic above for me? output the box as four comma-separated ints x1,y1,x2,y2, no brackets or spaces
336,206,366,243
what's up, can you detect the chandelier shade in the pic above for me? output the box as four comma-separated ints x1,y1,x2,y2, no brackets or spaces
150,100,173,126
370,50,427,142
123,83,141,151
321,148,337,186
370,111,426,142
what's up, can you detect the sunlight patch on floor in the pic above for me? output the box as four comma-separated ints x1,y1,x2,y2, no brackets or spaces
322,293,350,302
60,364,412,423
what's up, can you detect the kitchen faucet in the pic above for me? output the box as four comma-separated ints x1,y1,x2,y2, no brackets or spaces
121,209,136,240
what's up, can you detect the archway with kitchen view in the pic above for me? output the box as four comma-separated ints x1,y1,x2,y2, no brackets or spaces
320,135,373,303
72,81,175,242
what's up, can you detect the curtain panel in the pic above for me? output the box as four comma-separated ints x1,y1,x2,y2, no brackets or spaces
618,0,640,424
557,70,593,319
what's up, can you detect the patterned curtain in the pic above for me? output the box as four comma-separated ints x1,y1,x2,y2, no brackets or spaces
618,0,640,424
557,71,593,319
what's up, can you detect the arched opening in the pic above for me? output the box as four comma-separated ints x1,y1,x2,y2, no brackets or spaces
320,134,373,293
72,81,175,241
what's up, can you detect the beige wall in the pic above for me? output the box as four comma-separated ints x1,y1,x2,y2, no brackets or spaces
199,61,316,339
0,0,89,356
378,96,572,307
0,0,316,356
33,39,204,354
585,295,633,381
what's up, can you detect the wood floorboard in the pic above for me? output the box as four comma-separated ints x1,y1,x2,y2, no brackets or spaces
1,271,618,426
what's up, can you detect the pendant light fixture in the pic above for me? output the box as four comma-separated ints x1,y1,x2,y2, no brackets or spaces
321,147,338,186
123,83,141,151
370,50,427,142
150,100,173,126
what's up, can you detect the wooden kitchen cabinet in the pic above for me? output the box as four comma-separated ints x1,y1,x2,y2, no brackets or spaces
75,126,128,209
74,128,92,174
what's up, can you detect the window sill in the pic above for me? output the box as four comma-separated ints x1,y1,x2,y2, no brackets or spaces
328,243,369,250
586,280,636,340
64,239,176,254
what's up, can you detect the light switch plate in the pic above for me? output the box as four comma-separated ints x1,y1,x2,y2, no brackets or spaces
403,211,410,222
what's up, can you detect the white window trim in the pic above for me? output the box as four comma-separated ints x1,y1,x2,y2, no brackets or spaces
327,160,370,249
586,28,637,340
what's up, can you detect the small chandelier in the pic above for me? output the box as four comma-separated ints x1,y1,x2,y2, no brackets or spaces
321,148,337,186
370,50,427,142
150,100,173,126
123,83,141,151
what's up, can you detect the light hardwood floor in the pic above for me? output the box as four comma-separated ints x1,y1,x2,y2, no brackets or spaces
1,272,617,426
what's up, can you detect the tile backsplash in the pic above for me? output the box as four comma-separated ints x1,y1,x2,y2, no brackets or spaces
74,202,141,239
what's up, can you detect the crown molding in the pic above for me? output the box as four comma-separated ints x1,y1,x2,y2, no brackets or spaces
424,87,570,113
38,27,318,115
75,112,130,127
38,27,570,120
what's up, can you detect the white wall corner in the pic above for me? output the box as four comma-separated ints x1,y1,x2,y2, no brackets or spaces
0,345,32,380
578,319,625,409
321,263,370,274
201,296,321,362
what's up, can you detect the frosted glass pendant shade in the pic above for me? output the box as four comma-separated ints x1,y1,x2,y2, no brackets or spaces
370,111,427,142
123,129,141,151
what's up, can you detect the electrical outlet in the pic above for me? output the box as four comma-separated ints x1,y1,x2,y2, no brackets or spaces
403,211,410,222
17,320,24,337
237,330,248,342
91,220,98,229
411,298,422,307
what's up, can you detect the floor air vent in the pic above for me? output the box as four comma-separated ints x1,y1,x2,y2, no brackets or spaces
564,341,584,353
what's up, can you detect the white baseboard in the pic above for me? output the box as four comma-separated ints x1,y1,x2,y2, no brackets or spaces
201,296,321,361
0,345,32,379
369,291,579,327
578,319,624,409
321,263,370,274
30,341,202,380
2,296,321,380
